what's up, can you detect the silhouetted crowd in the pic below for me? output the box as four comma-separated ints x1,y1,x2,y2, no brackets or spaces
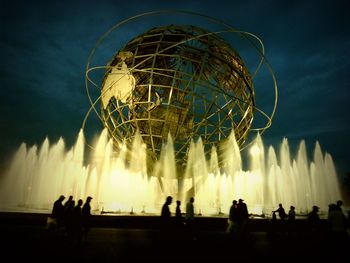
48,193,350,252
49,195,93,245
160,195,350,247
263,199,350,252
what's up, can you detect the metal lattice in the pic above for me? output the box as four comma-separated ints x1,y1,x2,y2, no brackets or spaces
100,25,255,166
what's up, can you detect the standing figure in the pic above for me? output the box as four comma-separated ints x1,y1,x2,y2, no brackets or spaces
288,205,296,235
336,200,344,213
160,196,173,232
72,199,83,245
288,206,296,220
175,200,183,225
274,203,287,234
64,200,75,239
186,197,195,221
51,195,65,232
82,196,93,243
307,205,322,247
308,205,320,228
236,199,249,238
63,195,73,211
227,200,238,234
308,206,321,232
328,201,348,246
174,200,184,238
185,197,195,239
274,203,288,220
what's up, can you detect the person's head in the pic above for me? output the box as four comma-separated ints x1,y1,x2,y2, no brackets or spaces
290,206,295,210
190,197,194,203
312,205,319,212
238,198,244,203
87,196,93,202
176,200,181,206
77,199,83,206
166,196,173,205
59,195,65,201
279,203,283,207
336,200,343,207
233,200,237,205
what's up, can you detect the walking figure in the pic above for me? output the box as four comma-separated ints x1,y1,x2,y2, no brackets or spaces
227,200,238,234
63,195,73,211
160,196,173,232
288,205,296,235
175,200,184,227
185,197,196,239
72,199,83,245
50,195,65,232
82,196,93,243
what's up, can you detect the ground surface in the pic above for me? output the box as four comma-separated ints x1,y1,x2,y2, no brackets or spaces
1,213,349,262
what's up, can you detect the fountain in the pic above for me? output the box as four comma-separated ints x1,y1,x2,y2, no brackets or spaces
0,12,343,218
0,128,342,217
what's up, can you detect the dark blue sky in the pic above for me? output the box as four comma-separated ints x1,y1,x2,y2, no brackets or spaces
0,0,349,178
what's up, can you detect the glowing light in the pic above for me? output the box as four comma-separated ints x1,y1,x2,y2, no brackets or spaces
250,145,260,156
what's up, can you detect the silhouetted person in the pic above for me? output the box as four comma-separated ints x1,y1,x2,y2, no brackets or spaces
308,205,321,243
336,200,344,212
328,203,335,214
160,196,173,232
62,195,73,235
273,203,287,234
175,200,181,217
288,206,296,220
82,196,93,243
186,197,195,220
175,200,183,226
72,199,83,245
185,197,195,239
51,195,65,232
328,202,348,247
274,203,287,220
236,198,249,238
64,200,75,239
227,200,238,234
288,205,296,235
229,200,238,222
173,200,184,239
308,205,320,229
63,195,73,211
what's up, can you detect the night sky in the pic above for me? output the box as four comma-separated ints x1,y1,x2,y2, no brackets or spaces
1,0,349,179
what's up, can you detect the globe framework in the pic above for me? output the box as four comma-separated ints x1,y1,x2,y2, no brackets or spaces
99,24,255,167
83,10,278,172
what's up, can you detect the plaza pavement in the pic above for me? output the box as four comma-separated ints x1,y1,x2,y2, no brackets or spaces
0,213,348,262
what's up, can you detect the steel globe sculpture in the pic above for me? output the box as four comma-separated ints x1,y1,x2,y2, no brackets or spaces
84,11,277,172
0,12,342,217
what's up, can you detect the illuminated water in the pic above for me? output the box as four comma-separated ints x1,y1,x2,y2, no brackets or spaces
0,129,342,216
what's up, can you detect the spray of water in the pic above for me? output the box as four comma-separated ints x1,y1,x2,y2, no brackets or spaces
0,129,342,216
